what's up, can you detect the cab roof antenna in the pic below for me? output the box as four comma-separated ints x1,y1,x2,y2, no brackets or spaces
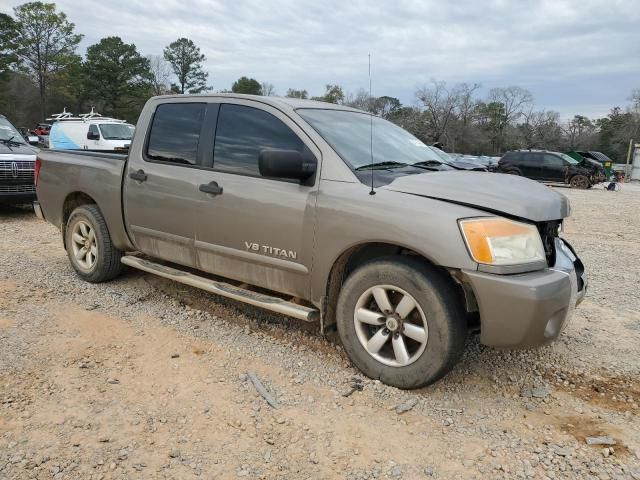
368,53,376,196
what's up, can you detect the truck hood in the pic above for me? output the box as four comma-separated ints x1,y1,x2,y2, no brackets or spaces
382,171,570,222
0,142,37,157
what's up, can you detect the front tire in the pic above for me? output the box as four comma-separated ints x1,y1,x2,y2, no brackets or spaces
336,257,467,389
570,174,590,189
65,205,124,283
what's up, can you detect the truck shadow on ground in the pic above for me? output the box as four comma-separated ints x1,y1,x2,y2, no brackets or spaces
0,203,35,218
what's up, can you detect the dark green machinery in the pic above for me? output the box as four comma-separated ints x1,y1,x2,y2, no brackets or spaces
567,150,612,179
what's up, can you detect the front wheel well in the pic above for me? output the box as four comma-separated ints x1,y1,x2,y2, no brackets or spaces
322,243,473,331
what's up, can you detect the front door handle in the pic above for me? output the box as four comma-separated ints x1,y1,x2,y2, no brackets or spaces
199,181,223,196
129,169,147,182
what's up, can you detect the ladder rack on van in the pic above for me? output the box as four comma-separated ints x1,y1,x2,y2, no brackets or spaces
46,107,128,124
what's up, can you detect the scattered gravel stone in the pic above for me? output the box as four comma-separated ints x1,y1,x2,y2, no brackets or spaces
395,398,418,414
586,436,616,446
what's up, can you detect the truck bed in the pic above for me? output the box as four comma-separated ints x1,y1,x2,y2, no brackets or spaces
36,149,133,251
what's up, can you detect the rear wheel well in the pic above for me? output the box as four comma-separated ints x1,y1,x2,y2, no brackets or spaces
322,243,474,332
62,192,97,248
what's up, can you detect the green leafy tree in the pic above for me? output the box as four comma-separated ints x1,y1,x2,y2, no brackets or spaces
83,36,152,120
0,13,19,77
374,96,401,118
231,76,262,95
285,88,308,99
12,2,82,120
163,38,209,94
312,84,344,104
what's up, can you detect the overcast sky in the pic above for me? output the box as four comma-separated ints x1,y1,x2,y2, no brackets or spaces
3,0,639,118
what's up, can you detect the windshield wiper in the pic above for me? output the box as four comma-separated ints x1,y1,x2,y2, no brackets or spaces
355,161,408,171
411,160,452,171
0,136,24,149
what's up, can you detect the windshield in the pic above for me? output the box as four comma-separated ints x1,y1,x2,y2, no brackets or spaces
297,109,445,169
429,147,455,163
98,123,134,140
0,117,26,144
559,153,579,165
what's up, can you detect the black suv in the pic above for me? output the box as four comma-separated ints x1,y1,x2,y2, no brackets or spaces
497,150,600,189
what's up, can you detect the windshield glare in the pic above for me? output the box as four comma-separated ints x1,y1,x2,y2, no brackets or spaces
99,123,134,140
0,117,26,143
297,109,444,169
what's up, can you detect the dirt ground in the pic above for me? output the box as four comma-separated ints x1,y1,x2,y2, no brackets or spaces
1,184,639,480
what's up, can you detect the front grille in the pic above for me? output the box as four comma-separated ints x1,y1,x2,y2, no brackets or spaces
0,160,34,180
0,184,36,193
537,220,560,266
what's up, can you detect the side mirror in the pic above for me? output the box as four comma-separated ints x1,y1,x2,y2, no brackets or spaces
27,135,39,146
258,149,316,184
87,131,100,140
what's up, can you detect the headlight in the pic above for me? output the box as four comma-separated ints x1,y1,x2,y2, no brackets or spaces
459,217,546,266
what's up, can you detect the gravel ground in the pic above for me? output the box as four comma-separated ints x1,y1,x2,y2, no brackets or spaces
0,185,639,480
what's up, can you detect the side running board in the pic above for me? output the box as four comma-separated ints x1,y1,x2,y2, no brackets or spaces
121,255,319,322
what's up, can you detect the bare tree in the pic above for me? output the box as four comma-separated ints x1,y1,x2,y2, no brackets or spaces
344,89,375,112
488,86,533,124
520,109,562,149
146,55,172,96
415,80,465,145
487,86,533,151
260,82,276,96
630,89,640,113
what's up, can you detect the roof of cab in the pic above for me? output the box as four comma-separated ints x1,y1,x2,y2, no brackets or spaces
150,93,366,114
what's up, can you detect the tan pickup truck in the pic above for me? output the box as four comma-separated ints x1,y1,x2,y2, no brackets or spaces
34,94,587,388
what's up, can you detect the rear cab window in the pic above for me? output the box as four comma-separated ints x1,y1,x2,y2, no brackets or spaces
146,103,206,166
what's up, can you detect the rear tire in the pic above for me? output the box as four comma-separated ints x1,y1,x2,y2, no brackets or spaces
65,205,123,283
336,257,467,389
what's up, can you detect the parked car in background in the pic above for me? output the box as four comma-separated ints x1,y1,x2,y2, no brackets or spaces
0,114,38,204
17,127,40,146
34,94,587,388
32,123,51,136
48,109,134,152
497,149,601,188
430,148,488,171
450,153,499,171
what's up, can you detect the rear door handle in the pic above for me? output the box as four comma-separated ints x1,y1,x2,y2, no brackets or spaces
129,169,147,182
199,181,223,196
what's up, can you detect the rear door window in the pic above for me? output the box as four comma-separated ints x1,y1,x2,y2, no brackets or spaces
213,104,305,177
146,103,206,166
543,154,564,167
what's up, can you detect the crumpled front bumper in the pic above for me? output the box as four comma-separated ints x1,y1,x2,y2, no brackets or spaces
463,238,586,349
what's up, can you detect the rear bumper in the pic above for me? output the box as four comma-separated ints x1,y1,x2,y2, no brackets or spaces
464,238,586,349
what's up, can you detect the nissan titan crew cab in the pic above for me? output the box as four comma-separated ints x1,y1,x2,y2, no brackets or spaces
34,94,587,388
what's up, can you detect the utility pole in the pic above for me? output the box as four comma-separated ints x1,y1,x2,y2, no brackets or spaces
624,139,633,182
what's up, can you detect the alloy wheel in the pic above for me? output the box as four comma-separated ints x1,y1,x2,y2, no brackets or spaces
353,285,428,367
70,220,97,270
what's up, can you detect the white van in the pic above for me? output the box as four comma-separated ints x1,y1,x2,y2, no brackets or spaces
48,109,135,151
